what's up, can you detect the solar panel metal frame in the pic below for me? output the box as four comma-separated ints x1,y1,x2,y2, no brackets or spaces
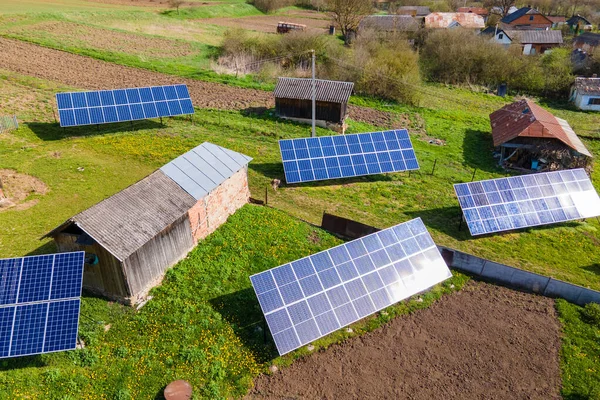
250,218,451,356
278,130,420,184
56,84,194,128
454,168,600,236
0,252,85,358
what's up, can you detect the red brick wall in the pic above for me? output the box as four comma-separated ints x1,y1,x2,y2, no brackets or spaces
188,166,250,242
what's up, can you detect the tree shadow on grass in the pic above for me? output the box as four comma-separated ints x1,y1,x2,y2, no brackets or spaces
582,264,600,276
27,119,166,141
463,129,500,174
209,288,279,364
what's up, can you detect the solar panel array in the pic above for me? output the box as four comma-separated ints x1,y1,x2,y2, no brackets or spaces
56,84,194,127
278,130,419,184
0,252,85,358
454,168,600,236
250,218,452,355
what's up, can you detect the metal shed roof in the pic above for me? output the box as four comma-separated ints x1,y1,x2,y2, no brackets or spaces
274,78,354,104
47,143,252,260
359,15,420,32
48,171,198,261
504,29,563,44
160,142,252,200
489,99,592,157
424,12,485,29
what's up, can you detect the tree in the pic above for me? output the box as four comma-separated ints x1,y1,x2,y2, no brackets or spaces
326,0,372,44
445,0,462,11
169,0,185,14
483,0,515,16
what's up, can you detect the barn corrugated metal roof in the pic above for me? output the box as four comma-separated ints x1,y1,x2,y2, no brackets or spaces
504,29,563,44
397,6,430,16
575,32,600,46
47,143,252,260
359,15,420,32
161,142,252,200
424,12,485,29
274,78,354,104
490,99,592,157
48,171,197,261
574,77,600,95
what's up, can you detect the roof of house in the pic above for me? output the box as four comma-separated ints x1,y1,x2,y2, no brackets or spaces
489,99,592,157
480,26,499,35
501,7,545,24
397,6,430,16
160,142,252,200
574,32,600,46
424,12,485,29
274,78,354,104
457,7,489,16
547,16,566,23
47,143,252,261
358,15,420,31
567,15,592,26
503,29,563,44
574,77,600,95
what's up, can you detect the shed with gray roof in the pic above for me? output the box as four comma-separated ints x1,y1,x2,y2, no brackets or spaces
274,77,354,130
46,142,252,305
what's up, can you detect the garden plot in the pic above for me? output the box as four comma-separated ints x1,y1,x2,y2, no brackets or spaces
7,21,196,58
248,280,562,400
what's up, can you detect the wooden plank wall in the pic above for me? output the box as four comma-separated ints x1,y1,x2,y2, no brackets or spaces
122,214,194,300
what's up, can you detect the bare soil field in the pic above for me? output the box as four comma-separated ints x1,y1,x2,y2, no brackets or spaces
0,38,397,126
199,10,331,33
247,281,562,400
84,0,221,7
0,169,48,212
9,21,196,58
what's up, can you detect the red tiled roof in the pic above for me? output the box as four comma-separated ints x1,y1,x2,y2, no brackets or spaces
457,7,489,16
489,99,592,157
547,16,566,23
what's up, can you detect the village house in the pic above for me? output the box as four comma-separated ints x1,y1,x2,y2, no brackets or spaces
482,28,563,55
573,32,600,52
547,16,566,28
490,99,591,171
274,77,354,132
570,76,600,111
457,7,489,23
46,142,252,305
424,12,485,29
500,7,553,30
396,5,430,17
358,15,420,33
567,15,593,32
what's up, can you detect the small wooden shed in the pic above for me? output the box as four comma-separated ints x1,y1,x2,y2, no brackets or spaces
276,22,306,34
274,77,354,131
490,99,592,171
46,142,252,305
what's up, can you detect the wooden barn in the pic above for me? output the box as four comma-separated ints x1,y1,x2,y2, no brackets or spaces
274,77,354,132
490,99,592,171
46,142,252,305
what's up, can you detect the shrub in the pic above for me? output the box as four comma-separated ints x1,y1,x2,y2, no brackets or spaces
581,303,600,326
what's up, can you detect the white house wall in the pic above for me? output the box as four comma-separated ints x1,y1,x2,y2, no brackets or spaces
574,93,600,111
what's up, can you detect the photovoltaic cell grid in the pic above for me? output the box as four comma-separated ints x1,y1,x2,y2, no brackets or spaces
278,130,419,184
250,218,452,355
454,168,600,236
0,252,84,358
56,85,194,127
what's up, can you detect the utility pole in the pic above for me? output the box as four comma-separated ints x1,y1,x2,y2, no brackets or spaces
311,49,316,138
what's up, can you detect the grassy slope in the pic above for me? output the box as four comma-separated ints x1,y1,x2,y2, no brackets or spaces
0,204,467,399
557,300,600,400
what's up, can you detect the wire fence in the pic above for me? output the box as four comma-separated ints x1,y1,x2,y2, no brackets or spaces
0,115,18,134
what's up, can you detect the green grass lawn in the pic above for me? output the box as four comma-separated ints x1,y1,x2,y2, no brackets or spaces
557,300,600,400
0,204,467,399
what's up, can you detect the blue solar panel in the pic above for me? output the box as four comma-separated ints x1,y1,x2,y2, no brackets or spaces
0,252,84,358
250,218,451,355
454,169,600,236
56,84,194,127
279,130,419,184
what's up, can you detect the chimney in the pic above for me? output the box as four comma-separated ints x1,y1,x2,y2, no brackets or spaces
593,74,598,78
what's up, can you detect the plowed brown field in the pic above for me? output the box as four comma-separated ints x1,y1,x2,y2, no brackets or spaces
247,281,562,400
0,37,400,126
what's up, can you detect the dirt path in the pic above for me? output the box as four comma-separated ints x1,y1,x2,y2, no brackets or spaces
0,37,396,127
246,281,562,400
